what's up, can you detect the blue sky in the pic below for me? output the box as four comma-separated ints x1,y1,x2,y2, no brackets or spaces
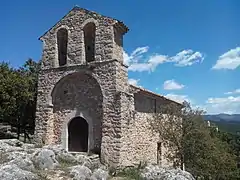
1,0,240,114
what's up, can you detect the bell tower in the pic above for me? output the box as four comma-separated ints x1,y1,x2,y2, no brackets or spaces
39,6,128,69
34,6,130,167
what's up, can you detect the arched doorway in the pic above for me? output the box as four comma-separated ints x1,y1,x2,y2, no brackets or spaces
51,72,103,153
68,117,88,152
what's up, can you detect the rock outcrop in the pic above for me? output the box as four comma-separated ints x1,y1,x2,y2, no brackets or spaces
141,165,195,180
0,139,107,180
0,139,195,180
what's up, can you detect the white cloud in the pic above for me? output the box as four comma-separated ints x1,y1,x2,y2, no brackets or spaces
163,79,184,90
170,50,204,67
128,78,140,86
163,92,240,114
205,96,240,114
165,93,190,104
131,47,149,57
123,46,149,66
124,47,204,72
123,51,130,66
207,96,240,104
212,47,240,70
224,88,240,95
128,55,167,72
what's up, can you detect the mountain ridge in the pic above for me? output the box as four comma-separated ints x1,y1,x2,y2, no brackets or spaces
203,113,240,122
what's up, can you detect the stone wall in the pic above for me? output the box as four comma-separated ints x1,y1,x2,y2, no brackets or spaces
118,88,173,168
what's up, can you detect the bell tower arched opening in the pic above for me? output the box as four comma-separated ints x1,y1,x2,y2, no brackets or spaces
83,22,96,63
57,28,68,66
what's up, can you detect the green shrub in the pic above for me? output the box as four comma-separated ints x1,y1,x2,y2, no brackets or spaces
116,167,143,180
58,155,78,169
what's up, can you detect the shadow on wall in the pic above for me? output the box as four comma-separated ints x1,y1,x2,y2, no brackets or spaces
134,92,171,114
134,93,155,113
51,72,103,155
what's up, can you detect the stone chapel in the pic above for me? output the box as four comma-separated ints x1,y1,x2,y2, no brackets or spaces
34,6,180,168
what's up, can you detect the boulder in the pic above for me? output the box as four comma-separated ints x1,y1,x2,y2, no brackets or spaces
32,149,59,170
141,165,195,180
43,145,78,165
0,164,37,180
0,150,34,172
7,156,35,171
91,168,109,180
0,139,23,152
70,165,92,180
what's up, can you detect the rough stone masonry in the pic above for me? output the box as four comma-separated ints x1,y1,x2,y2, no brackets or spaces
34,6,179,168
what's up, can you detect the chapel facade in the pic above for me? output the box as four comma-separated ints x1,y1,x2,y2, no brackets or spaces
34,6,178,168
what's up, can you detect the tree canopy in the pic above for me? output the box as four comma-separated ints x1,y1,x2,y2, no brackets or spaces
0,59,40,141
150,101,240,179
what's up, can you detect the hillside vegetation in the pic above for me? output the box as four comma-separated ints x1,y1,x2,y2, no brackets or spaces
204,114,240,134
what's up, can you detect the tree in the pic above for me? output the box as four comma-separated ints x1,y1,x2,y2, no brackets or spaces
18,58,40,136
0,59,40,142
149,101,239,179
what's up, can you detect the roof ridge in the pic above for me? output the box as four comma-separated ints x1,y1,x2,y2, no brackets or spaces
129,84,182,106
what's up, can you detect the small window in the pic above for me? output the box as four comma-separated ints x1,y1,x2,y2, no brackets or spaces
157,142,162,165
83,22,96,63
114,27,123,47
57,28,68,66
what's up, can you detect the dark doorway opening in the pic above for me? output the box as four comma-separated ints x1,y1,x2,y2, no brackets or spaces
68,117,88,152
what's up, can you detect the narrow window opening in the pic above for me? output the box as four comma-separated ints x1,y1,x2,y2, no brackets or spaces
154,98,157,113
83,23,96,63
157,142,162,165
114,27,123,47
57,28,68,66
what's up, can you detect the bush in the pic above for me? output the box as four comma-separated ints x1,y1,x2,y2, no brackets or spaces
117,167,142,180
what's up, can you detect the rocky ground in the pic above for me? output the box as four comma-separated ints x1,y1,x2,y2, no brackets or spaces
0,139,195,180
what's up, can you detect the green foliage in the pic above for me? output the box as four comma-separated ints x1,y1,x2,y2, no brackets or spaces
109,162,146,180
150,101,240,179
34,170,48,180
116,167,143,180
58,156,78,169
0,59,40,141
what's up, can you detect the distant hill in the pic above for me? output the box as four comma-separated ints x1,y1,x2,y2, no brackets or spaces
203,114,240,134
204,113,240,122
